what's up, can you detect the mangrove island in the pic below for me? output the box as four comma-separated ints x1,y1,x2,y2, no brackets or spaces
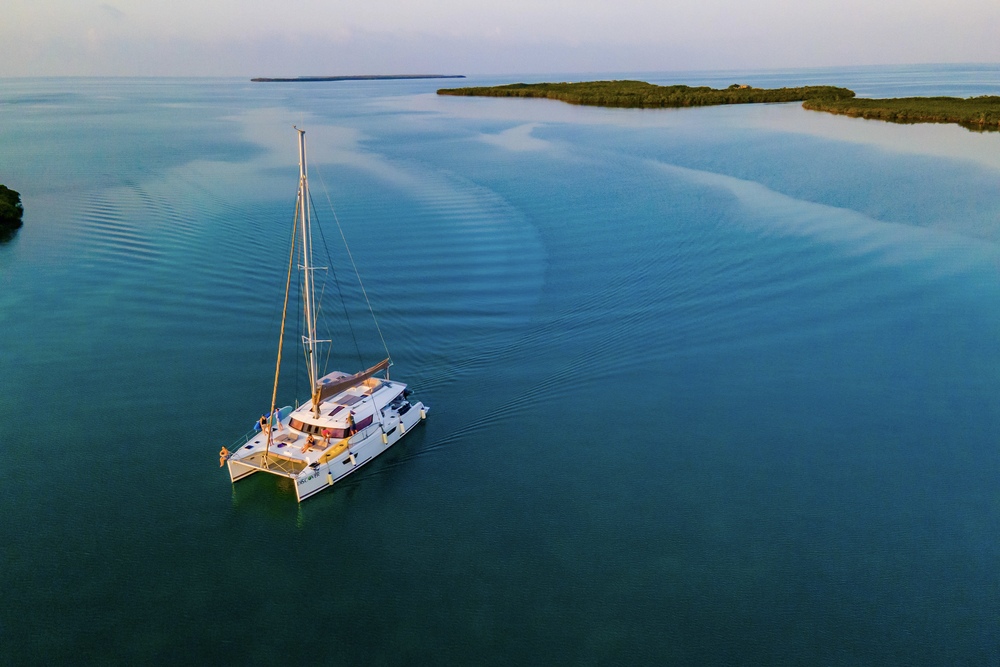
803,95,1000,131
0,185,24,231
437,81,1000,131
437,81,854,108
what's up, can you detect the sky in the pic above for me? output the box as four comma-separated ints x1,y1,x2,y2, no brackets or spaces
4,0,1000,77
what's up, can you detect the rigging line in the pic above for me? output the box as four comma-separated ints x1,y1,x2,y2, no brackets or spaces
305,197,339,373
316,270,334,373
293,201,303,402
297,228,306,399
312,165,393,367
266,196,301,460
309,193,361,369
308,188,365,369
263,217,292,373
308,190,361,367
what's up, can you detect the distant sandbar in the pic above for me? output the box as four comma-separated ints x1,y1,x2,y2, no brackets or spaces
252,74,465,83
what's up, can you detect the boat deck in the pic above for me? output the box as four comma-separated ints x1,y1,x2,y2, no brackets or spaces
227,375,409,481
236,429,343,467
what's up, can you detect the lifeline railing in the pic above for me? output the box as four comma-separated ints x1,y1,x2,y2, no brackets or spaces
223,418,391,475
224,406,296,454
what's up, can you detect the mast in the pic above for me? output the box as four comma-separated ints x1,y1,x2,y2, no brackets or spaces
296,128,322,416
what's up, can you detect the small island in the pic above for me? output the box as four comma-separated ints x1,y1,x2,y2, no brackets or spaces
803,95,1000,131
253,74,465,83
437,81,855,108
437,81,1000,131
0,185,24,231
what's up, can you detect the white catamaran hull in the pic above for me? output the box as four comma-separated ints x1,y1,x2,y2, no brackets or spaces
292,401,426,501
227,395,427,501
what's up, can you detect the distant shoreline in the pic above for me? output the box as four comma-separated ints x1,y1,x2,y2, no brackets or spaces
438,81,853,108
803,96,1000,131
252,74,465,83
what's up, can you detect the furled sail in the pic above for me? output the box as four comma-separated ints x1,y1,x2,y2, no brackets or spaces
314,358,391,404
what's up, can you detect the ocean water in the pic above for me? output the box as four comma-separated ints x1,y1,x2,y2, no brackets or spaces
2,65,1000,664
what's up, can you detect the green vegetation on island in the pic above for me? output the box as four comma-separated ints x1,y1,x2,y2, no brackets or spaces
803,95,1000,131
437,80,855,108
438,80,1000,131
0,185,24,230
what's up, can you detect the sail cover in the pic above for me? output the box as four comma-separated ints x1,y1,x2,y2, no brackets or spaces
315,358,391,403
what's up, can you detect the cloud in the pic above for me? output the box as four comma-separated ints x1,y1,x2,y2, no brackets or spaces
99,3,125,19
3,0,1000,76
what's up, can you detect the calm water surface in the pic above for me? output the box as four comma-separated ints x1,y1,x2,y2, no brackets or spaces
2,66,1000,664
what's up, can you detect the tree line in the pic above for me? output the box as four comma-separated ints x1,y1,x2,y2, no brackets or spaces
0,185,23,230
437,80,856,108
437,81,1000,131
802,96,1000,131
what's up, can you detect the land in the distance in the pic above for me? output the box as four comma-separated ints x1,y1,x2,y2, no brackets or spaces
803,95,1000,131
253,74,465,83
438,81,1000,131
438,81,854,107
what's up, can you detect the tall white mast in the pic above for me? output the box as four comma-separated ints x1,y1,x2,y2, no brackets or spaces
296,128,321,415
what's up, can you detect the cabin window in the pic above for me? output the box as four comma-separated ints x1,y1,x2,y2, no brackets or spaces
289,418,325,435
288,417,353,438
289,416,372,436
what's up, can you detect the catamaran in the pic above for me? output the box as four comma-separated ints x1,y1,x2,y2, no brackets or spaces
221,128,428,502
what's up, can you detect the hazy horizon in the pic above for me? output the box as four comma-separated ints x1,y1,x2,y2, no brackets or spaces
5,0,1000,78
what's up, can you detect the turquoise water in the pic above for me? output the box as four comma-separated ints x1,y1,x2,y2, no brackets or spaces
3,66,1000,663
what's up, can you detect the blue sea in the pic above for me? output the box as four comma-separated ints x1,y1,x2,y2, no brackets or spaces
2,65,1000,664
